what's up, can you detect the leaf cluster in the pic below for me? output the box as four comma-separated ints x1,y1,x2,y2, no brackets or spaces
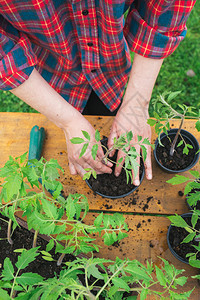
0,250,193,300
148,91,200,154
71,130,153,183
0,153,129,258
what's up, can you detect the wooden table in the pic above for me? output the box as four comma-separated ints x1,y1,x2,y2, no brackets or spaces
1,112,200,298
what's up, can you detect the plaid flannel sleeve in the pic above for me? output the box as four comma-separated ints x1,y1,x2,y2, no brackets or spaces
124,0,196,58
0,16,37,90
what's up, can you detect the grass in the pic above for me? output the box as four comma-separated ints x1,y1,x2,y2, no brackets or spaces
0,2,199,116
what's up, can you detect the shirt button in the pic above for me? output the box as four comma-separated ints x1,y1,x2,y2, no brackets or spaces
82,10,89,16
87,42,93,46
91,69,97,73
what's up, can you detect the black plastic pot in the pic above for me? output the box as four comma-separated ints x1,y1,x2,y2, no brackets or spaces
85,137,145,199
167,213,193,264
154,129,200,173
86,161,144,199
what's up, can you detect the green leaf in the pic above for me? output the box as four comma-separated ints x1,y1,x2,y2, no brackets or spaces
174,276,187,286
177,140,183,147
41,199,58,220
94,212,103,228
195,120,200,132
2,257,14,281
42,256,54,262
82,130,90,140
70,137,84,144
46,239,54,252
126,131,133,142
140,145,147,162
0,289,10,300
168,215,188,228
190,170,200,178
181,232,196,244
167,91,181,101
16,273,43,286
15,248,40,270
79,143,89,158
189,258,200,268
4,174,22,200
112,277,130,292
147,119,157,126
91,144,98,160
155,266,167,287
167,175,190,185
191,213,198,228
95,130,101,142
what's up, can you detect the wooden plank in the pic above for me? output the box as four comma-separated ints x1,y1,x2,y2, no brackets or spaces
0,113,199,215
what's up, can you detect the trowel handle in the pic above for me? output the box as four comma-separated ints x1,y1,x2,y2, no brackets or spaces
28,125,45,160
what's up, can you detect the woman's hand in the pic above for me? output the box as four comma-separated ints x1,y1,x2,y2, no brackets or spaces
108,53,164,185
64,114,113,177
108,95,152,186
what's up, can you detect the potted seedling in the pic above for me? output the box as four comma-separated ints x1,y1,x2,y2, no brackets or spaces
70,130,152,198
148,91,200,173
167,211,200,268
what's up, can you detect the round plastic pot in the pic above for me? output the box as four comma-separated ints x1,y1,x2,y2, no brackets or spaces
154,129,200,173
167,213,193,264
85,161,145,199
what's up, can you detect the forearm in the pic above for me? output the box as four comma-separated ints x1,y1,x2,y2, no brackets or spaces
123,53,164,108
11,68,80,130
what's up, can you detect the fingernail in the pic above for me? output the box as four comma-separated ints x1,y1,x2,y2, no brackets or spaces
147,174,152,180
115,172,119,177
134,180,140,186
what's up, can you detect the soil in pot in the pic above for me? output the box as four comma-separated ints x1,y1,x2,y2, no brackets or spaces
87,138,144,198
0,214,74,278
168,216,200,262
156,134,196,171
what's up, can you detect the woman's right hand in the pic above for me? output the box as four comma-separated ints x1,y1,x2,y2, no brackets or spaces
64,114,113,177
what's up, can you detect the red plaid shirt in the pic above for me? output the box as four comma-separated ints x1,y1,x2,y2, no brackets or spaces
0,0,196,112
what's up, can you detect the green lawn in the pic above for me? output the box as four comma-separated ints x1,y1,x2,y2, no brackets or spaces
0,2,199,115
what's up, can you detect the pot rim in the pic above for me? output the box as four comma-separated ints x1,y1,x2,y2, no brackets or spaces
154,128,200,173
85,161,145,199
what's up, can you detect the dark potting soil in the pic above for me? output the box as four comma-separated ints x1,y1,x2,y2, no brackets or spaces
169,216,200,262
88,139,143,197
0,215,74,279
156,134,196,170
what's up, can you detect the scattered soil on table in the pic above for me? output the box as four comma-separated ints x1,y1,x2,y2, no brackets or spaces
88,138,143,197
156,134,196,170
169,216,200,262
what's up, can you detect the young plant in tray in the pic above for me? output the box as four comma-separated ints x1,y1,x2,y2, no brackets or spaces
148,91,200,155
0,248,194,299
0,153,129,266
70,130,152,183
